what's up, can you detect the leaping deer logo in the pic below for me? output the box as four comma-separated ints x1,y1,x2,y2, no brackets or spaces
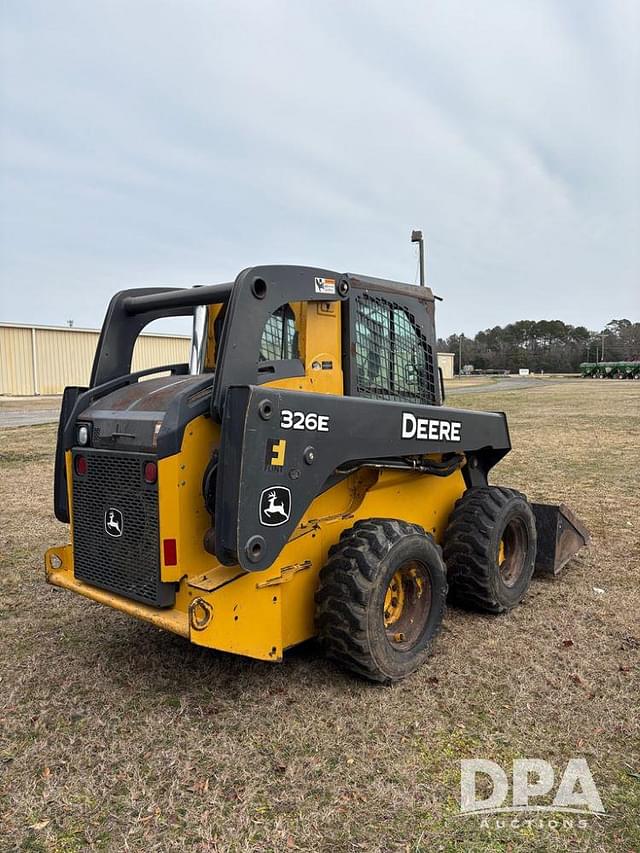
264,491,287,519
105,508,123,537
260,486,291,527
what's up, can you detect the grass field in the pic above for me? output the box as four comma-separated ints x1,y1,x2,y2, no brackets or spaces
1,381,638,852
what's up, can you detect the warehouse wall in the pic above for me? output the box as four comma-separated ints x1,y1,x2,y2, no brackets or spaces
0,326,35,395
131,334,191,375
36,328,101,393
437,351,455,379
0,323,190,396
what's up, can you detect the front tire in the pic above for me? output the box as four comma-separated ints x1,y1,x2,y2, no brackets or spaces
315,519,448,683
443,486,537,613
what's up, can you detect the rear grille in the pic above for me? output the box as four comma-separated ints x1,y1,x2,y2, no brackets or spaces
72,449,175,607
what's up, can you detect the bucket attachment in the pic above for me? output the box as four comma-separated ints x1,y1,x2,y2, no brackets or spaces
531,503,591,577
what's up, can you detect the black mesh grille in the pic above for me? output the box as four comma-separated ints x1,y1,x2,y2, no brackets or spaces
72,450,175,607
353,293,437,404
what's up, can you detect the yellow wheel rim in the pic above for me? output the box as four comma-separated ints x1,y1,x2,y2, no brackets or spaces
384,569,406,627
382,561,432,648
497,519,529,587
383,564,426,629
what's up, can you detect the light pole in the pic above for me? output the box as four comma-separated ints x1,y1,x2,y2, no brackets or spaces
459,334,463,377
411,229,425,287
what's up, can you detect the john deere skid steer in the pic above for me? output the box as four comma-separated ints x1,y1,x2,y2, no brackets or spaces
46,266,589,682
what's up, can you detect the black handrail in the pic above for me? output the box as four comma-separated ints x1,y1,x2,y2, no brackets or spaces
123,283,233,315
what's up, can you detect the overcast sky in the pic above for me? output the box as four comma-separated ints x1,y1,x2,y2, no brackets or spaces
1,0,638,338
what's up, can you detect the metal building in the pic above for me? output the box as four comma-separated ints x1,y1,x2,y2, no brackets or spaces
437,351,455,380
0,323,190,396
1,321,458,395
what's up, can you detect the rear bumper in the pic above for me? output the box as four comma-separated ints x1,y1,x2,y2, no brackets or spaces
45,545,188,638
44,544,287,661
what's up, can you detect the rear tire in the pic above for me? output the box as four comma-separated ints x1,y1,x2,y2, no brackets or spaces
443,486,537,613
315,519,448,683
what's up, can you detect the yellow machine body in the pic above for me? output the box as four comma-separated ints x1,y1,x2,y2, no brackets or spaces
45,297,467,662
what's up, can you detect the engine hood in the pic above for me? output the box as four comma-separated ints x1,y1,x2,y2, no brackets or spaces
78,374,214,457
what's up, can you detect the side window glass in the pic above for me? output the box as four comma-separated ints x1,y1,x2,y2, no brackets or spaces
259,304,299,362
354,294,435,403
392,308,427,400
354,301,390,393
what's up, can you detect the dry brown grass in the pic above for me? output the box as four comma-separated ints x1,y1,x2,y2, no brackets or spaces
0,382,638,852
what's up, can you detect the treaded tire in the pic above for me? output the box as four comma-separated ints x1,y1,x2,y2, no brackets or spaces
443,486,537,613
315,518,448,683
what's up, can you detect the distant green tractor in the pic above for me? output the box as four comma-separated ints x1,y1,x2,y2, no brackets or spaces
580,361,640,379
621,362,640,379
579,363,598,378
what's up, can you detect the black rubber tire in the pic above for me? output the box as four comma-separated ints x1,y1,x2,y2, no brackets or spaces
443,486,537,614
315,518,448,683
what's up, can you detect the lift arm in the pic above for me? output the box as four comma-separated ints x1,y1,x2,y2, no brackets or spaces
214,385,511,571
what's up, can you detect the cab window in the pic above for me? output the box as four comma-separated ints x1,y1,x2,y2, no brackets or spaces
391,307,428,400
354,293,435,403
259,304,299,362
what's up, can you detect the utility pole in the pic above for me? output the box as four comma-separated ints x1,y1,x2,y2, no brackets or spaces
601,333,605,362
411,230,425,286
459,333,463,376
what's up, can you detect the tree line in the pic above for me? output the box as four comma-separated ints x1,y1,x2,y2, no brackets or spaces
437,319,640,374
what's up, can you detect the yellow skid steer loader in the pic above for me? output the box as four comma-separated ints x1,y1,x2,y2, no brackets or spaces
46,266,589,682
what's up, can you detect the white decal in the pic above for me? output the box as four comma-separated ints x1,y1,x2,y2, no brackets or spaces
459,757,605,817
402,411,462,442
104,508,124,537
260,486,292,527
281,409,330,432
314,276,336,295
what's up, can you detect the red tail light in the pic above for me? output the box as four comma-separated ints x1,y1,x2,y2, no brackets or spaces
163,538,177,566
74,455,88,476
143,461,157,484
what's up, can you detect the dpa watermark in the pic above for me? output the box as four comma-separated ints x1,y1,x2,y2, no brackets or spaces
459,758,605,830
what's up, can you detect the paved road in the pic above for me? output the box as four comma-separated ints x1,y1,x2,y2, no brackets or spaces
446,377,555,395
0,409,61,428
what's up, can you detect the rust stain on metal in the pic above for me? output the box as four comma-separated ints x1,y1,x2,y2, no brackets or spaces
255,560,313,588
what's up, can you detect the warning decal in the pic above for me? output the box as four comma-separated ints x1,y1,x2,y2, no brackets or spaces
314,277,336,295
